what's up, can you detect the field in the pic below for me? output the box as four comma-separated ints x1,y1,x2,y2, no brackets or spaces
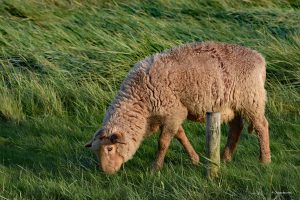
0,0,300,199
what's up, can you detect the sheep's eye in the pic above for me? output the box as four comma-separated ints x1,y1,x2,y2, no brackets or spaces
107,147,113,152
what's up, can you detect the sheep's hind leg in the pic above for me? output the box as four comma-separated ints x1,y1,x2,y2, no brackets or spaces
175,126,199,165
222,115,243,162
252,116,271,163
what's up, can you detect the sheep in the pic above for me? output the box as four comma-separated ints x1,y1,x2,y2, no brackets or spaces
85,41,271,174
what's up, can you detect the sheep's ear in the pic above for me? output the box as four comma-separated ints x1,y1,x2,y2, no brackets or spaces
95,128,104,138
109,133,126,144
85,141,93,148
85,139,102,150
85,128,106,149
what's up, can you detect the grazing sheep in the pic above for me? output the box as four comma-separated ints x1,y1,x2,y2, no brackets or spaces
85,42,271,174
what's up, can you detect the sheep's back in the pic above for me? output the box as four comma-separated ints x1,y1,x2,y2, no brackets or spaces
145,42,266,116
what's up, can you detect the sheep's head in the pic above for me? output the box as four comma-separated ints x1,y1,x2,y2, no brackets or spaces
85,129,128,174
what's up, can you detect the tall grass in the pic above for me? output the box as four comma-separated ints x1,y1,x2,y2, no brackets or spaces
0,0,299,199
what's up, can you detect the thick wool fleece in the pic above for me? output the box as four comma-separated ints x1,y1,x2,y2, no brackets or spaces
99,42,270,163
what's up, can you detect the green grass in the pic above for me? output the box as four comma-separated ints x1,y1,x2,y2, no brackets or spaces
0,0,299,199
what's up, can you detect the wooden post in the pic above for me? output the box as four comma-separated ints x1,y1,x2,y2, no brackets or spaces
205,112,221,178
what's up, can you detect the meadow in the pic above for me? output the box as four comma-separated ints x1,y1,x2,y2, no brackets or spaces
0,0,299,199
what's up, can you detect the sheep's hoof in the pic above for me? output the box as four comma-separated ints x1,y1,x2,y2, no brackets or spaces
151,162,163,171
222,149,233,162
260,156,271,164
191,154,200,165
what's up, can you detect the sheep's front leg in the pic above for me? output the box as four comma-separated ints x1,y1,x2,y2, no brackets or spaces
152,127,175,171
175,126,199,165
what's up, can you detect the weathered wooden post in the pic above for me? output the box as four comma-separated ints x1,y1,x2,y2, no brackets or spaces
205,112,221,178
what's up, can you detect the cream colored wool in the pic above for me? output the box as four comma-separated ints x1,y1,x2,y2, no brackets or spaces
88,41,271,173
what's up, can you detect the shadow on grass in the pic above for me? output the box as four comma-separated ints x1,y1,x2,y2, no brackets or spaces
0,120,97,175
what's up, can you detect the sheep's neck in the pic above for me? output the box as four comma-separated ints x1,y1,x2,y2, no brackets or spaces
103,95,149,137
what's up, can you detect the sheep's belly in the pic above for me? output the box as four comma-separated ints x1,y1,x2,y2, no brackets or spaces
187,107,235,123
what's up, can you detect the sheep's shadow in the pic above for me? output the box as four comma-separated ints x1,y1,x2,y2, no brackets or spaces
0,120,96,175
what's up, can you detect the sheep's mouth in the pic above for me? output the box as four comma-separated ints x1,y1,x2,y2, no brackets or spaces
101,164,121,174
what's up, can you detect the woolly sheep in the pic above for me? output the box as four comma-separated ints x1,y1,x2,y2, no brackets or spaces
85,42,271,174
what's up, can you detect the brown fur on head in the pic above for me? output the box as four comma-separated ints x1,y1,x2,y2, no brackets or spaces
98,142,124,174
85,131,126,174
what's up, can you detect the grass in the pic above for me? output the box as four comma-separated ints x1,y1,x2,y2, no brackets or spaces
0,0,299,199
